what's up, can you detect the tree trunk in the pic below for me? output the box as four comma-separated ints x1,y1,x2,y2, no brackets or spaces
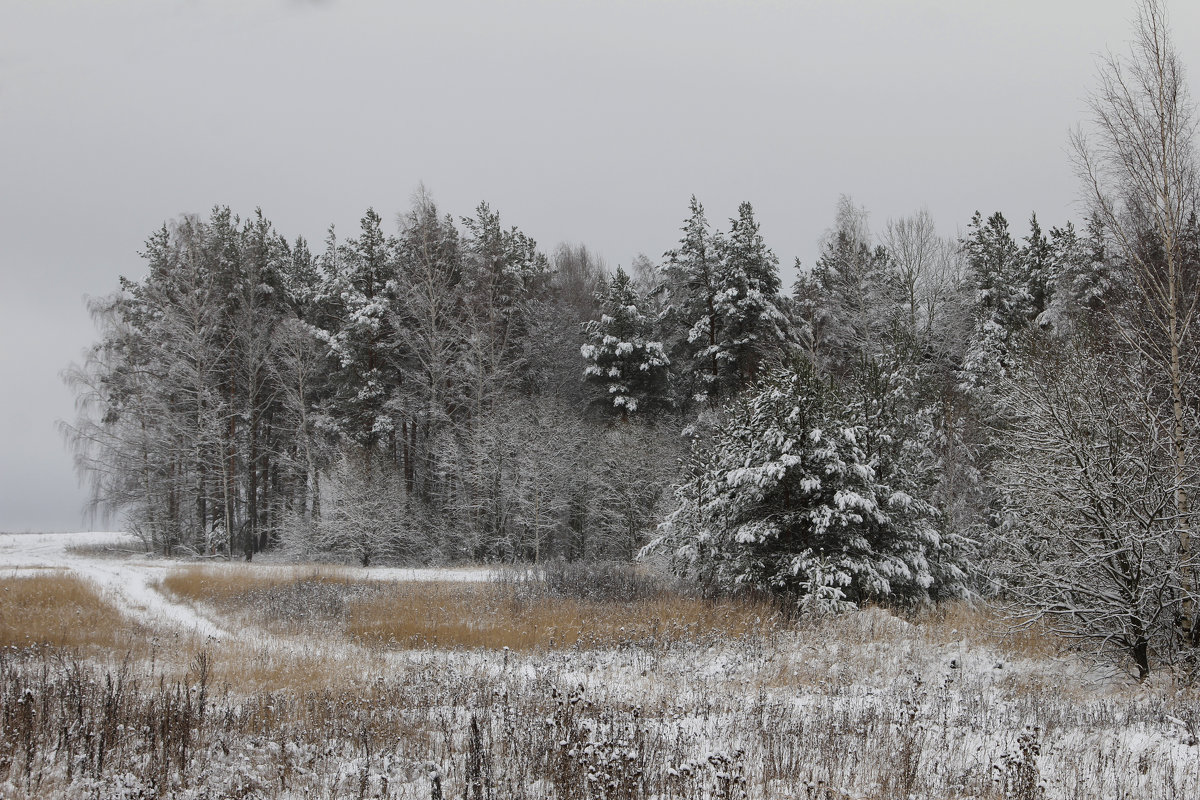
248,417,258,557
1133,633,1151,681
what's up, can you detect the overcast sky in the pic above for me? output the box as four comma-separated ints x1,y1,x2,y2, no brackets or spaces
3,0,1198,532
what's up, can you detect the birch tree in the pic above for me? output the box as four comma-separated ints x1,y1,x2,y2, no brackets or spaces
1071,0,1200,646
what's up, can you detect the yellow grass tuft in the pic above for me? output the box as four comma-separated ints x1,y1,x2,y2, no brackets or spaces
0,571,148,654
346,582,782,650
159,563,298,606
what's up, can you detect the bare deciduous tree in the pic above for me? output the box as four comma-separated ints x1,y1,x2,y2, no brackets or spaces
997,338,1193,678
884,208,940,334
883,208,970,349
1071,0,1200,644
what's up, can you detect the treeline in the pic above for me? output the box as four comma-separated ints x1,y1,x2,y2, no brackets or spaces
66,192,680,564
68,187,1106,578
62,186,1200,672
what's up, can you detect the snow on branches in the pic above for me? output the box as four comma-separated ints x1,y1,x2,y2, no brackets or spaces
580,266,670,416
651,361,967,610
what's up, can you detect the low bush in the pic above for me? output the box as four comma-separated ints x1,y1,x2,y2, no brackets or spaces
510,558,680,603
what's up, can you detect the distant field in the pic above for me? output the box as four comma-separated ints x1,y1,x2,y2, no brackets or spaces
1,534,1197,799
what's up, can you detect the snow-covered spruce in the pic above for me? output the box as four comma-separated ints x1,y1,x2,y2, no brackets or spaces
652,361,969,609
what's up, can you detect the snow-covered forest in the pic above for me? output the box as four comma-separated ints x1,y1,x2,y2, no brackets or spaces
63,189,986,581
7,2,1200,797
60,0,1200,682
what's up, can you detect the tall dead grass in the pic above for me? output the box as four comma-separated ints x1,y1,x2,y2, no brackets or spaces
159,563,310,607
5,566,1195,799
0,571,148,654
157,563,1074,658
158,564,783,650
4,620,1195,800
347,581,782,650
910,600,1069,660
206,639,384,694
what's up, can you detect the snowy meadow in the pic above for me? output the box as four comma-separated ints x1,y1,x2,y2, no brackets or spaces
2,532,1197,800
12,0,1200,797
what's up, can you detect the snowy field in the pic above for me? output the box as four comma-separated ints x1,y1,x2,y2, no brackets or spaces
2,532,1198,799
0,531,491,641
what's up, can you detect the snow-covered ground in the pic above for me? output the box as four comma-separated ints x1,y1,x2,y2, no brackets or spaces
1,530,228,638
3,532,1199,800
0,530,134,567
0,531,490,643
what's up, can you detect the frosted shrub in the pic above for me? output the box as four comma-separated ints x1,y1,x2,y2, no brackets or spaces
535,559,677,603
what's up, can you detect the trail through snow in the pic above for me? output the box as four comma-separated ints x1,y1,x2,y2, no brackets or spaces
0,532,492,643
0,531,227,639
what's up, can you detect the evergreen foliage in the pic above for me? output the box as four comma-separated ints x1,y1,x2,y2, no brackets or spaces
712,202,791,389
656,362,967,609
56,0,1200,680
796,198,901,378
59,186,1174,663
663,197,791,405
580,267,670,416
662,196,725,405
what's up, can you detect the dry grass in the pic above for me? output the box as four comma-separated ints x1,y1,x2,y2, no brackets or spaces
158,564,784,650
203,639,384,694
5,567,1196,799
4,607,1195,800
911,599,1070,659
159,563,309,606
347,581,782,650
0,571,148,654
62,543,139,559
157,562,1074,658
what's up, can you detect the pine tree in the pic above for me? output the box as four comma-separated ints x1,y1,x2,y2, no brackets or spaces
1041,215,1122,334
459,202,550,407
664,197,789,404
964,211,1026,331
712,201,790,390
654,362,966,608
795,197,901,379
1021,213,1054,323
580,266,670,416
663,196,724,405
392,190,465,503
321,208,400,458
959,211,1027,394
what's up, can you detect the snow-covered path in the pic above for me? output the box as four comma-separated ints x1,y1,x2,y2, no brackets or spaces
0,531,227,639
0,532,494,643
